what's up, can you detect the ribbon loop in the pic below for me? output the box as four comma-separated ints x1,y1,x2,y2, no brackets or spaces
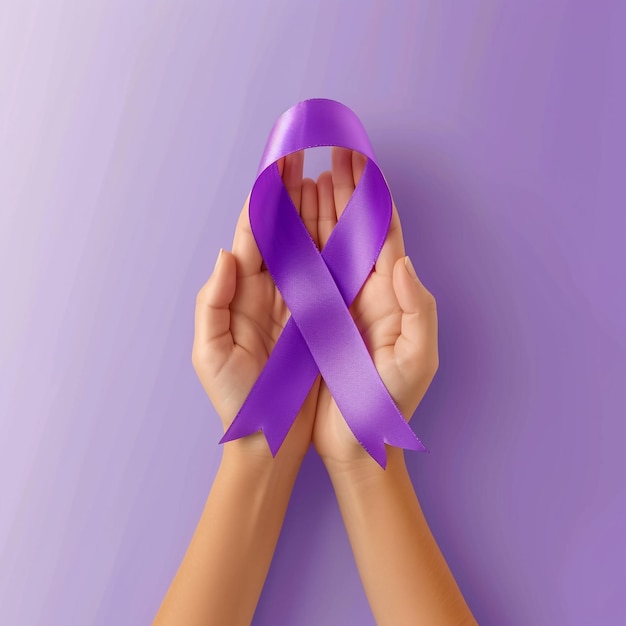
220,98,426,468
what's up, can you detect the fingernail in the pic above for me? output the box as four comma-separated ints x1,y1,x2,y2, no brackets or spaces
214,248,223,270
404,255,418,280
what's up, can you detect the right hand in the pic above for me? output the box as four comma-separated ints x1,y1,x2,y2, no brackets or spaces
311,148,440,470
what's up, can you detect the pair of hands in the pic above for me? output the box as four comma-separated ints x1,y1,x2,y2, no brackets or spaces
192,148,438,469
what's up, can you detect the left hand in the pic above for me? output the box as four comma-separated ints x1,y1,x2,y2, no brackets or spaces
312,148,439,469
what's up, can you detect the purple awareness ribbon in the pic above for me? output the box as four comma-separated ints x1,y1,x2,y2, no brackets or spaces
220,98,426,468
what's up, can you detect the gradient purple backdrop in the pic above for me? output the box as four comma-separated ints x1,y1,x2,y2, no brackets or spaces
1,1,624,624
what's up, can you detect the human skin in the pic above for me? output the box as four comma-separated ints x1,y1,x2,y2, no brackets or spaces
153,149,476,625
313,149,477,626
153,152,317,626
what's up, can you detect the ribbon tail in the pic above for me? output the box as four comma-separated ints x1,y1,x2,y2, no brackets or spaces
220,417,263,445
350,415,428,469
220,317,319,456
219,416,292,457
384,421,428,454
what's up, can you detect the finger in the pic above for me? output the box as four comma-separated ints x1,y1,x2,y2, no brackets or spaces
352,150,367,186
331,147,355,218
392,256,438,370
375,201,405,275
276,156,285,176
193,249,237,364
317,170,336,249
232,195,263,277
301,177,319,248
283,150,304,212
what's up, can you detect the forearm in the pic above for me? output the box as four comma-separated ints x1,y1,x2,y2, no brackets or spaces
326,448,476,626
154,441,303,626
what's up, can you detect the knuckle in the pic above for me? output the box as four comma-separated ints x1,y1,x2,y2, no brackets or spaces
191,344,205,370
195,286,207,306
422,290,437,313
430,351,440,375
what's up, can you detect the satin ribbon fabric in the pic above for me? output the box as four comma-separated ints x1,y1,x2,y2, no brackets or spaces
220,98,426,468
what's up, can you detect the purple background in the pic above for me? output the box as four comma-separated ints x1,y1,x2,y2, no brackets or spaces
1,1,624,624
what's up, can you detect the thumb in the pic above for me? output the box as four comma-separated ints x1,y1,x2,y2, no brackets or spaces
193,249,237,366
392,256,438,367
